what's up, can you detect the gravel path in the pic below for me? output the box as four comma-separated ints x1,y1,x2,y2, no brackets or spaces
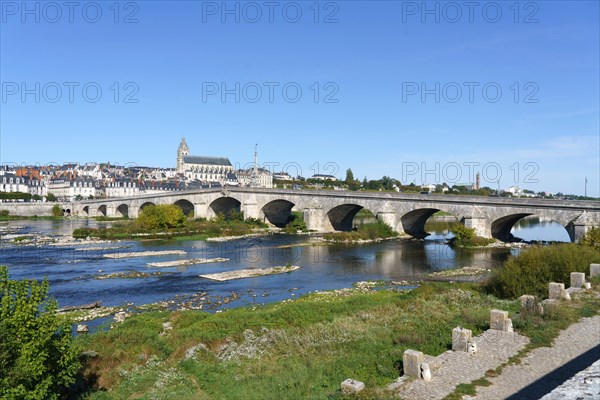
473,315,600,400
389,329,530,400
540,359,600,400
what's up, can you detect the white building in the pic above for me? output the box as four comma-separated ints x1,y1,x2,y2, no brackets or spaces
236,168,273,188
48,177,98,201
0,174,46,197
105,179,141,198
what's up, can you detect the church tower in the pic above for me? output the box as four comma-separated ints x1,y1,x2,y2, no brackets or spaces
177,137,190,174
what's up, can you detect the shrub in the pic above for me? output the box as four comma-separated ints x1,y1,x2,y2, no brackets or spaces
51,204,63,217
46,193,57,202
0,266,80,398
284,211,307,233
0,210,9,218
452,224,474,241
323,220,398,241
580,227,600,248
451,224,495,247
485,244,600,299
135,204,185,230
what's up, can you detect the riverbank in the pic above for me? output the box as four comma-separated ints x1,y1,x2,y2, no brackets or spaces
74,281,600,399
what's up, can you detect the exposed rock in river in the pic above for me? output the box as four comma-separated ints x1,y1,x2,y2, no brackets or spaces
147,257,229,268
199,266,300,281
103,250,186,259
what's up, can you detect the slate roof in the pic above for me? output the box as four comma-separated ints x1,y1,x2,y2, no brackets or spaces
183,156,232,166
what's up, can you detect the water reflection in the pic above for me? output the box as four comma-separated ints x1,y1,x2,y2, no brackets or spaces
511,216,570,242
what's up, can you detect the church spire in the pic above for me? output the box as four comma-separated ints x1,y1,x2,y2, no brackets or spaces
177,137,190,174
251,144,259,187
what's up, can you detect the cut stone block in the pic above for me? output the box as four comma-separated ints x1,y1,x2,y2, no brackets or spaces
341,379,365,394
584,282,592,289
561,289,571,301
421,362,432,381
549,282,565,300
590,264,600,278
519,295,540,314
570,272,586,288
541,299,559,314
452,327,472,352
490,309,511,331
403,349,424,378
76,324,88,334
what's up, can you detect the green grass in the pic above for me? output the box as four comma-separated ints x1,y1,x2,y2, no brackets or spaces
76,283,519,399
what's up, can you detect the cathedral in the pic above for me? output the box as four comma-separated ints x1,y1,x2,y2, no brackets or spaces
176,138,234,183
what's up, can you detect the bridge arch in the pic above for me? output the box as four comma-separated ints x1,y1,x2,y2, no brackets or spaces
400,208,460,239
174,199,195,216
139,202,155,215
97,205,107,217
209,197,241,219
259,199,295,227
116,204,129,218
326,204,372,231
82,206,89,216
492,214,571,242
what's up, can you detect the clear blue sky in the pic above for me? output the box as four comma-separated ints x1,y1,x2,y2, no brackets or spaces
1,0,598,196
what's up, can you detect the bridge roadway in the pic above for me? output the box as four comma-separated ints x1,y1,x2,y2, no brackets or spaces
71,187,600,242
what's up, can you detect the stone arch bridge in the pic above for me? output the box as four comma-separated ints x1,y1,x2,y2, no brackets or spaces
73,188,600,242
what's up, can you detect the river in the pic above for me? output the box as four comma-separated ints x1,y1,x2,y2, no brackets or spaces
0,216,569,312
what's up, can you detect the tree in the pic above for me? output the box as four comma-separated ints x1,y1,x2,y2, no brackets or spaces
0,266,80,398
46,193,57,202
345,168,354,183
75,194,83,201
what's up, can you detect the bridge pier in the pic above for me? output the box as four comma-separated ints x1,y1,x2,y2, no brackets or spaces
462,216,492,239
242,200,259,220
303,207,333,232
194,202,208,219
377,211,401,234
566,222,588,243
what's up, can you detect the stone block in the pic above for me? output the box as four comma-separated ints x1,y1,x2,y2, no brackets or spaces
421,362,432,381
490,309,511,331
519,295,540,314
341,379,365,394
76,324,88,334
541,299,559,314
561,289,571,301
590,264,600,278
584,282,592,289
452,327,472,352
403,349,424,378
570,272,586,288
549,282,565,300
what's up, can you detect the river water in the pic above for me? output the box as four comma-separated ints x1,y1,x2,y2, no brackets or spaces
0,217,569,312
